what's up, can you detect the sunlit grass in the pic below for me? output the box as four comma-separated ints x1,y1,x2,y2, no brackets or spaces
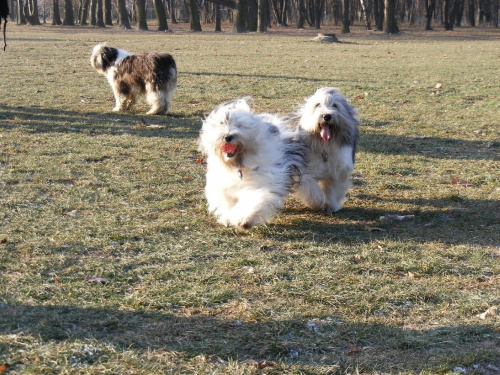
0,24,499,374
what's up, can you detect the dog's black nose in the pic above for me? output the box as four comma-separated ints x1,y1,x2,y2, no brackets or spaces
225,135,234,142
323,114,332,122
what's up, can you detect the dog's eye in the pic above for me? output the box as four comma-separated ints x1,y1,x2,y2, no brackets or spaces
332,103,338,109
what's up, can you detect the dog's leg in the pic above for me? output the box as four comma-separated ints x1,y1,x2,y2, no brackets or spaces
205,182,235,227
294,174,325,210
322,172,351,213
226,189,284,229
110,80,129,112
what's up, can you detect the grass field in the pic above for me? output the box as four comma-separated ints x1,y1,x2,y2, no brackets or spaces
0,24,499,374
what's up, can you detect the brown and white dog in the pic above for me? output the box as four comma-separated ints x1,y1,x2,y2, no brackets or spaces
90,43,177,115
287,87,359,213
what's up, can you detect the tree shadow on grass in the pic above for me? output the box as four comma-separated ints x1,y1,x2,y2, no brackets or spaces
277,196,500,247
0,303,498,373
0,105,202,139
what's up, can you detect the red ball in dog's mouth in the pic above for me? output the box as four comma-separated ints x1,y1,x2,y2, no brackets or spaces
221,143,238,154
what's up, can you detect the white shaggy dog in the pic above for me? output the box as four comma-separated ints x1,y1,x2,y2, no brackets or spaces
198,98,306,229
288,87,359,213
90,43,177,115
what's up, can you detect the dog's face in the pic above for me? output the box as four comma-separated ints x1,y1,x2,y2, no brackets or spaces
199,98,262,166
90,43,133,75
299,87,358,142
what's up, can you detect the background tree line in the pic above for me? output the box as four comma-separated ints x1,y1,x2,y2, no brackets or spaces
8,0,499,32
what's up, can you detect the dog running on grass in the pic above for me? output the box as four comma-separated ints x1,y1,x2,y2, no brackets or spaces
90,43,177,115
287,87,359,213
198,98,307,229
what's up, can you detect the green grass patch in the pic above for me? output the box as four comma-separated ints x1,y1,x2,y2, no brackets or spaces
0,24,499,374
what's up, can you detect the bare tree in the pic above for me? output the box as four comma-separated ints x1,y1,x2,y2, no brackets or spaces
341,0,349,32
52,0,62,24
233,0,247,31
189,0,202,30
96,0,105,26
104,0,112,25
136,0,148,29
384,0,399,32
153,0,168,30
424,0,435,29
62,0,75,25
24,0,41,24
117,0,131,28
359,0,371,29
258,0,268,30
17,0,26,23
79,0,90,25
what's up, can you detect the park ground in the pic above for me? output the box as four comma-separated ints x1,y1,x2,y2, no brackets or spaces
0,23,499,374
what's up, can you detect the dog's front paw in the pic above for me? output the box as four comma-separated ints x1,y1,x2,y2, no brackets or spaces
112,106,123,112
324,203,342,215
217,216,231,227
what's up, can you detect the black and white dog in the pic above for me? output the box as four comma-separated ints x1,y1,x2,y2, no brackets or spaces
287,87,359,213
90,43,177,115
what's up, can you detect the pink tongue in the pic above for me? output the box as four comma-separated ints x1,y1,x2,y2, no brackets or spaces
320,125,331,142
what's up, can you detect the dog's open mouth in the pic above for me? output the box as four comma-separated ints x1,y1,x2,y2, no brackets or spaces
221,143,238,158
319,123,332,142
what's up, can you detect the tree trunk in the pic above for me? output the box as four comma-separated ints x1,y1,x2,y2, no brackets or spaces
189,0,202,30
215,2,221,30
136,0,148,29
168,0,177,22
24,0,41,24
117,0,130,27
79,0,89,24
17,0,26,23
383,0,399,32
341,0,349,32
154,0,168,30
374,0,384,30
297,0,305,27
90,0,96,25
52,0,62,24
248,0,257,29
233,0,247,31
444,0,454,29
424,0,435,29
96,0,105,26
313,0,322,28
455,0,464,25
359,0,371,29
258,0,267,30
104,0,112,24
62,0,74,24
467,0,475,25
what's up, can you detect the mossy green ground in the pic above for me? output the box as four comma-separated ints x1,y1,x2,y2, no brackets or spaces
0,24,499,374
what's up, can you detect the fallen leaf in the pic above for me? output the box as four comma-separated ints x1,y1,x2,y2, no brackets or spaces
435,83,443,89
408,271,422,279
451,177,475,187
477,306,498,320
86,275,110,284
54,278,61,285
354,254,364,263
0,364,8,373
64,210,79,217
255,361,275,369
0,238,6,244
183,176,191,180
193,158,205,164
105,98,114,102
354,95,364,100
347,348,361,355
393,274,400,279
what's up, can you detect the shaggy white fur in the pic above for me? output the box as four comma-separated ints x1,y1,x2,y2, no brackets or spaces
198,98,306,229
288,87,359,213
